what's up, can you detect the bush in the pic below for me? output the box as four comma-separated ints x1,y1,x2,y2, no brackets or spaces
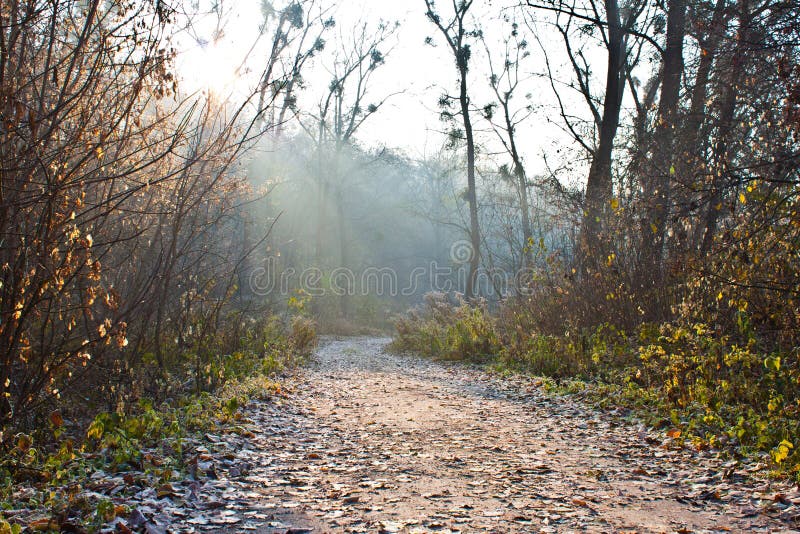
392,293,800,477
0,314,317,531
8,313,315,456
390,292,499,362
635,322,799,469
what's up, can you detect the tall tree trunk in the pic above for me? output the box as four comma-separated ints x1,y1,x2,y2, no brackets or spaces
314,121,326,269
699,0,749,254
424,0,481,298
332,143,349,319
311,123,327,317
516,164,533,268
638,0,687,289
677,0,729,251
629,72,661,181
683,0,728,155
500,99,532,267
336,187,349,318
459,61,481,299
579,0,625,273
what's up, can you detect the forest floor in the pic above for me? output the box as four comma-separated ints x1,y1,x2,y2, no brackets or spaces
116,337,800,533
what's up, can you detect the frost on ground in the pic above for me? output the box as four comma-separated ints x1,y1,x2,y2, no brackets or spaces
189,337,797,534
71,337,798,533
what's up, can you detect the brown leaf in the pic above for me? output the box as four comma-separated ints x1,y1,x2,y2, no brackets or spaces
156,483,176,498
342,494,361,504
16,433,33,452
28,519,59,532
49,411,64,428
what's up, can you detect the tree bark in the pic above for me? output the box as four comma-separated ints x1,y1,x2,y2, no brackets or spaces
459,60,481,299
579,0,625,272
699,0,750,254
638,0,687,288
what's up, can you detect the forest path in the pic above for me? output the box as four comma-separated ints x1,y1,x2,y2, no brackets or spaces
224,337,798,533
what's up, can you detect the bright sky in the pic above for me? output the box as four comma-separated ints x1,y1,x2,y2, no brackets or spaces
174,0,595,182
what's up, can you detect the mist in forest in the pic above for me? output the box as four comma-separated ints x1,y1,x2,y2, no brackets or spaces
198,0,590,330
3,0,799,475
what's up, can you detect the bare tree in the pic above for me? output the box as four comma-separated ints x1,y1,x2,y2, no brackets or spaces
297,19,398,317
425,0,482,298
526,0,650,275
255,0,334,135
481,18,536,268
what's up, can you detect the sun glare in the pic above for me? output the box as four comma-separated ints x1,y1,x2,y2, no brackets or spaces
180,41,240,98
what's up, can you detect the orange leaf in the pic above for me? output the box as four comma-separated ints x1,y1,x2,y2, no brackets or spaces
667,428,682,439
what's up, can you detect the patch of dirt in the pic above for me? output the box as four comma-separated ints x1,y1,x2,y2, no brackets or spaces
203,337,799,533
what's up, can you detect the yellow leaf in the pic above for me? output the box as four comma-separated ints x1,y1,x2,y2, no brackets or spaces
610,198,619,211
87,419,104,440
773,440,793,464
739,192,746,204
764,355,781,372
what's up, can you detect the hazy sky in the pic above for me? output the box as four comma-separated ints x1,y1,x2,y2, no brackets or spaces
175,0,593,181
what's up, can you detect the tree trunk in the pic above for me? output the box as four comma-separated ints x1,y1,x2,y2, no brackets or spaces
683,0,728,153
314,121,327,269
699,0,749,254
676,0,728,251
460,62,481,299
517,164,533,268
501,99,532,267
579,0,625,273
336,186,349,318
638,0,687,288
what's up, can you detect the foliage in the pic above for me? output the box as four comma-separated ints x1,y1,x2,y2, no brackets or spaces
390,292,499,362
634,323,799,469
0,315,315,531
393,293,800,478
0,0,272,443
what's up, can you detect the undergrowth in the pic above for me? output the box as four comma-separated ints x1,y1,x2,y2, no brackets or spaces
0,315,316,532
391,293,800,481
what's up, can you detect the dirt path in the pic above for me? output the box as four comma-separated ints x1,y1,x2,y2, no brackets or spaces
204,337,799,533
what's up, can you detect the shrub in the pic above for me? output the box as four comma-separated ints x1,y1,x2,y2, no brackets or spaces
636,322,799,468
392,293,800,476
8,313,315,457
390,292,499,362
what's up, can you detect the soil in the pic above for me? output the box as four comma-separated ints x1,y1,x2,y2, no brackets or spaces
206,337,799,533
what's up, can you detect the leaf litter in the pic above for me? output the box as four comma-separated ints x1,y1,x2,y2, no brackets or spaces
8,337,800,533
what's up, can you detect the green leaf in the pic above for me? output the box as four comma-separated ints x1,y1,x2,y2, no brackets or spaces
87,419,105,440
764,355,781,372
